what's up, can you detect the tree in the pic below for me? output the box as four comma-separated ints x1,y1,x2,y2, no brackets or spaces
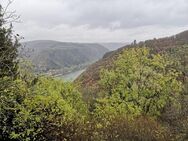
91,47,182,140
0,2,20,78
0,2,21,140
10,77,88,141
97,47,182,117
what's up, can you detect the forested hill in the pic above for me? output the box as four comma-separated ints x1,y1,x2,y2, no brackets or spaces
76,30,188,88
21,40,109,76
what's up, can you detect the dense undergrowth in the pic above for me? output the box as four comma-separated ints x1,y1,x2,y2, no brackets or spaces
1,46,188,141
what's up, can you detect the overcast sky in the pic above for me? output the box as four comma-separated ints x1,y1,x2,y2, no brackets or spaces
2,0,188,42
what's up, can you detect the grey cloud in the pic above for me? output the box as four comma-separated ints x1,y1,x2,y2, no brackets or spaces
69,0,188,28
2,0,188,42
10,0,188,28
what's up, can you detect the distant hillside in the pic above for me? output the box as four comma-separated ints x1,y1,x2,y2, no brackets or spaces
99,43,128,51
21,40,109,76
76,30,188,88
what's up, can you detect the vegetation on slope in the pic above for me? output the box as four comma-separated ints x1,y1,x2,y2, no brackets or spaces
76,30,188,88
21,40,109,76
1,46,188,140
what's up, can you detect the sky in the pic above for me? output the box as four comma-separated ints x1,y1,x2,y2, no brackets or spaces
2,0,188,42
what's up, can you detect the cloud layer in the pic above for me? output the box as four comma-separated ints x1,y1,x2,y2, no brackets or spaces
4,0,188,42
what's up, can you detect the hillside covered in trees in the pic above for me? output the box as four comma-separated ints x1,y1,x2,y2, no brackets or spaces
21,40,109,77
76,30,188,88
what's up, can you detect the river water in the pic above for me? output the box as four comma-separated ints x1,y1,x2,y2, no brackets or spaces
60,69,86,81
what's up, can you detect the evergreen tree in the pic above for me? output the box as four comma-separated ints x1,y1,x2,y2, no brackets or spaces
0,3,20,140
0,4,20,78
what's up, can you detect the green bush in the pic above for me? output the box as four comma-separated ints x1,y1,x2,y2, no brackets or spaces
10,77,87,141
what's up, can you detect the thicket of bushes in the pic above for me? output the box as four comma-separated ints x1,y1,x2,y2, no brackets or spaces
1,47,188,141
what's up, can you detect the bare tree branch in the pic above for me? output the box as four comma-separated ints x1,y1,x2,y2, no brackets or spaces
1,0,20,25
2,0,13,16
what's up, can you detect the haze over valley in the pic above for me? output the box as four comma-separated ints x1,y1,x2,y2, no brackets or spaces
21,40,126,80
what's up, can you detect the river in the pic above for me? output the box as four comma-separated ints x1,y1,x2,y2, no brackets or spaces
59,69,86,81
